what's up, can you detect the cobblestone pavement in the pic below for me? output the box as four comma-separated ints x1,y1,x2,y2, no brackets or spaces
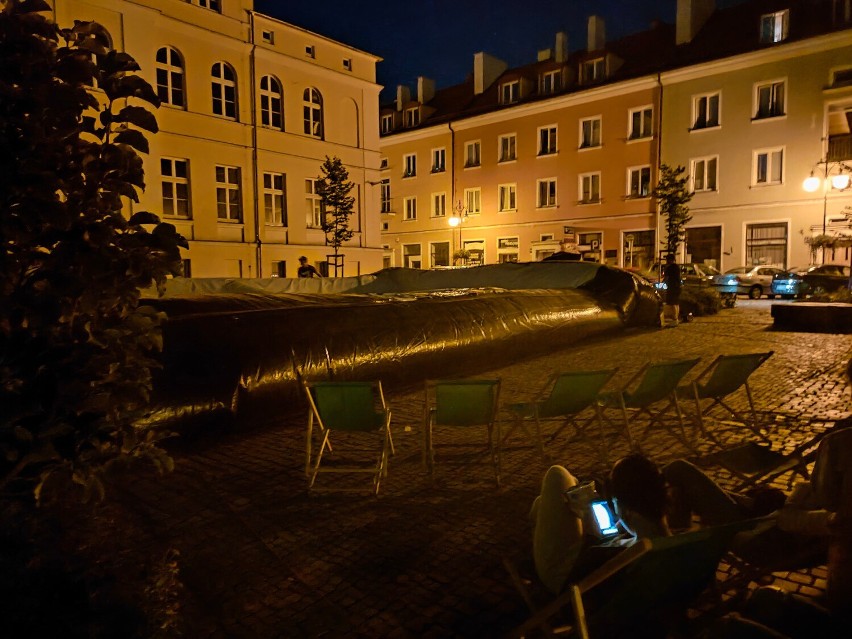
119,301,852,638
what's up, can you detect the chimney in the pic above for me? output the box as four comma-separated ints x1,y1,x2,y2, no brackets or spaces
555,31,568,63
676,0,716,45
587,15,605,51
395,84,411,111
473,52,507,95
417,76,435,104
537,48,552,62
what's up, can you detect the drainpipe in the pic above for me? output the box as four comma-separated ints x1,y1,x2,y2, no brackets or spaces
449,121,456,209
248,11,262,278
655,72,665,262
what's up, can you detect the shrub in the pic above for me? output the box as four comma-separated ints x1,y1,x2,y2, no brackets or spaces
680,286,722,317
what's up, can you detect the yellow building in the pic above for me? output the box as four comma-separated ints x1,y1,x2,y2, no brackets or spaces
49,0,384,278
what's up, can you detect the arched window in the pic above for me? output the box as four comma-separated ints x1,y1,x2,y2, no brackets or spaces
259,75,283,129
211,62,237,119
303,87,323,139
156,47,185,107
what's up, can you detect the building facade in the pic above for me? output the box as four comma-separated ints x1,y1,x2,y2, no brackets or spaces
49,0,385,278
380,0,852,273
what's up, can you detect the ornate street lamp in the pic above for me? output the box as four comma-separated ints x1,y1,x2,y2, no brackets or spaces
448,199,467,266
802,158,852,237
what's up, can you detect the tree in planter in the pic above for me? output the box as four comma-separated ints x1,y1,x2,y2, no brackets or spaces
0,0,186,502
652,163,693,259
316,155,355,277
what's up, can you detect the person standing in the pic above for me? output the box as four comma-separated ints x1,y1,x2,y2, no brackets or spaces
297,256,322,278
662,254,681,327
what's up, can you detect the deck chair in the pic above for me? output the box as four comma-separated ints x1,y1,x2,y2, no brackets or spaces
509,518,763,639
677,351,774,445
503,369,618,466
304,380,393,494
423,379,502,486
600,358,701,453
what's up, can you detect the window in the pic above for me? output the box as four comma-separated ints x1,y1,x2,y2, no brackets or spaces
754,148,784,185
500,80,520,104
498,134,516,162
628,106,652,140
627,166,651,198
431,241,450,268
380,179,391,213
760,10,789,43
579,117,601,149
431,192,446,217
187,0,220,11
271,261,286,277
754,80,785,119
692,92,720,129
305,178,324,228
580,173,601,204
405,107,420,127
833,0,851,25
261,30,274,44
305,45,315,58
497,237,519,263
403,244,422,269
580,57,605,84
403,153,416,177
160,158,190,218
431,148,445,173
380,157,389,170
498,184,517,212
259,75,283,129
746,223,788,267
380,114,393,134
155,47,184,107
540,70,562,95
537,178,557,208
464,141,481,168
259,172,286,226
691,156,718,192
404,196,417,221
832,67,852,88
343,58,352,71
215,165,241,222
303,87,323,138
538,125,557,155
464,188,481,215
211,62,237,119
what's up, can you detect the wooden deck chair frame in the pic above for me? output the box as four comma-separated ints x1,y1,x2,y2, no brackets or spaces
423,379,502,487
503,369,618,466
602,358,701,453
304,380,394,495
677,351,774,445
508,518,763,639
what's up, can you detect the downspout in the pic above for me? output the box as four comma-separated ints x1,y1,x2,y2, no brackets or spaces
655,72,664,262
248,11,262,277
449,121,456,209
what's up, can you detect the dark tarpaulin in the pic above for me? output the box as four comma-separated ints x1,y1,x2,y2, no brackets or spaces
141,263,660,432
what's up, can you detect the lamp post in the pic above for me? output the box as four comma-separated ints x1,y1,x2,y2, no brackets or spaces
803,158,852,233
448,199,467,266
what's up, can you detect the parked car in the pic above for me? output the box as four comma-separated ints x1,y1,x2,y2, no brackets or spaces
714,266,786,299
644,262,721,290
771,264,851,298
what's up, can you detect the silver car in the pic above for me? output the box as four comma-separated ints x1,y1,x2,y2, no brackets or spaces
715,266,786,299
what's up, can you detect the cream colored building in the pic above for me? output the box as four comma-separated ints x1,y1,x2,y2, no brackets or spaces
49,0,384,278
660,0,852,271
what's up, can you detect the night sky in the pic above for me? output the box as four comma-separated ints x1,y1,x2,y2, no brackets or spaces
255,0,747,101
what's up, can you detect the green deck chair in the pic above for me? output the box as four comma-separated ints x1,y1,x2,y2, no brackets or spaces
508,518,762,639
304,380,393,495
423,379,502,486
600,358,701,453
676,351,774,445
503,369,618,465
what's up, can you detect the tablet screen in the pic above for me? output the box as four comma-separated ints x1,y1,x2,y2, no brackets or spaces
591,500,619,537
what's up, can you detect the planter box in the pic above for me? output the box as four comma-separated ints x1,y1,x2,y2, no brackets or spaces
771,302,852,333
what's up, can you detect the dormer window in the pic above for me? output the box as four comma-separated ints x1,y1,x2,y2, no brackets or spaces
580,57,605,85
500,80,520,104
540,70,562,95
381,114,393,135
404,107,420,128
261,30,274,44
760,10,789,44
343,58,352,71
305,45,315,58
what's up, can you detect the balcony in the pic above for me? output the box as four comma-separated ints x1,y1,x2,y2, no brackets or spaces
828,134,852,161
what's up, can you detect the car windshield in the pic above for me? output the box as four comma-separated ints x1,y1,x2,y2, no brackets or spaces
726,267,748,274
696,264,721,276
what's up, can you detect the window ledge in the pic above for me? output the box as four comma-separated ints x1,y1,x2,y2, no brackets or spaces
751,114,787,123
689,125,721,133
537,151,558,158
498,158,517,165
578,144,602,152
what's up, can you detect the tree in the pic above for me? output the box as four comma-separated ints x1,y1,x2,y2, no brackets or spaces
0,0,186,502
316,155,354,276
805,206,852,290
652,164,693,258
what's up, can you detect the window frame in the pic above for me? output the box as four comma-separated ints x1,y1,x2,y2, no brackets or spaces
500,80,520,104
579,172,601,204
464,140,481,168
380,179,391,213
628,105,653,140
753,147,785,186
580,57,605,84
160,157,191,218
691,91,721,130
403,196,417,221
579,116,602,149
262,171,287,226
211,61,237,120
215,164,242,222
626,165,652,199
380,114,393,135
303,87,324,139
431,192,447,218
403,153,417,178
540,69,562,95
753,79,786,120
305,178,324,228
538,125,558,156
498,183,517,212
155,46,185,108
431,147,446,173
404,107,420,128
464,187,482,215
760,10,789,43
537,177,557,208
498,133,517,163
259,75,283,130
690,156,719,193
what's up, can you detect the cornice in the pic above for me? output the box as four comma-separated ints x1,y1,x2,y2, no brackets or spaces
380,124,453,146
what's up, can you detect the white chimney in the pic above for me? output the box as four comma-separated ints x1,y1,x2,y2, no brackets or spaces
473,52,508,95
417,76,435,103
537,48,552,62
555,31,568,63
676,0,716,45
396,84,411,111
587,16,606,52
